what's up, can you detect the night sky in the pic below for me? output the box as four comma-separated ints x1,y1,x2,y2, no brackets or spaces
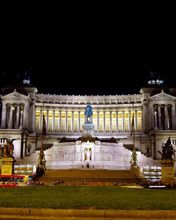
0,56,175,95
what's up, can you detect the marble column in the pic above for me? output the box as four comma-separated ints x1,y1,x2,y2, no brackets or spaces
135,110,138,131
128,110,131,131
46,110,49,130
154,110,158,129
110,111,112,132
31,104,35,132
8,105,13,129
78,111,80,132
19,106,24,129
116,111,118,131
142,104,148,132
164,105,169,129
58,110,61,131
97,111,99,132
151,105,155,129
103,111,106,132
23,102,29,129
122,111,125,131
72,111,74,132
15,105,20,128
1,102,6,129
52,110,55,131
172,104,176,129
65,111,68,131
39,110,42,130
158,105,161,129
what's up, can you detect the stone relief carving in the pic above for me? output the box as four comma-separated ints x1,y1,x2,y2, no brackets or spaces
151,91,175,101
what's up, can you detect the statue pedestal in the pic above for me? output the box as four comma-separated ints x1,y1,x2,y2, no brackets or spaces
1,157,14,175
161,160,175,184
82,122,94,137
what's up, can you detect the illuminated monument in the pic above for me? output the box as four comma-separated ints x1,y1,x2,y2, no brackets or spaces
0,78,176,170
42,104,153,169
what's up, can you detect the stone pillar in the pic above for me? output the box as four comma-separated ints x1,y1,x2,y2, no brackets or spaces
23,102,29,129
72,111,74,132
8,105,13,129
19,106,24,129
1,102,6,129
135,110,138,131
39,110,42,130
154,110,158,129
15,105,20,128
78,111,80,132
116,111,118,131
97,111,99,132
122,111,125,131
31,104,35,132
147,104,153,131
171,104,176,129
65,111,68,132
142,104,147,132
165,105,169,130
103,111,106,132
52,110,55,131
110,111,112,133
129,110,131,131
46,110,49,130
158,105,161,129
152,105,157,129
58,110,61,131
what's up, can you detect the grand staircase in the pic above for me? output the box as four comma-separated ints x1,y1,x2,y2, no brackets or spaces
14,142,160,184
36,169,145,186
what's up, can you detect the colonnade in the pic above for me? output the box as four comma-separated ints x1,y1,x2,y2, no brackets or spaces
153,104,176,130
36,108,142,132
1,103,25,129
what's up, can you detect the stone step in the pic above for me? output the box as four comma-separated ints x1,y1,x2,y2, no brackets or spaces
37,169,141,185
43,169,134,178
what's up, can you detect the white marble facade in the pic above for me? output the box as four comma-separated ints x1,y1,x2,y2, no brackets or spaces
44,141,159,169
0,86,176,161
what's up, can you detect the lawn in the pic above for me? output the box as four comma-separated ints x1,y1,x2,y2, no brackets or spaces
0,186,176,210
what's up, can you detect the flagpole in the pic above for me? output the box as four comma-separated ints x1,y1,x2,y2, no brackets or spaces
41,101,44,151
41,129,43,151
130,104,145,184
36,102,46,176
130,103,138,168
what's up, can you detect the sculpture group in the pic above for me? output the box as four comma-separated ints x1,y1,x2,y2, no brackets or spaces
0,138,16,158
158,137,176,160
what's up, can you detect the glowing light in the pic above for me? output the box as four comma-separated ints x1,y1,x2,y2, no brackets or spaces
148,79,164,85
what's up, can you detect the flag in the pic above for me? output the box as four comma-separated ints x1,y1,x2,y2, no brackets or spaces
130,113,135,136
42,114,47,136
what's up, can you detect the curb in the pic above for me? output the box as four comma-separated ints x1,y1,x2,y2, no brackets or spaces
0,208,176,218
